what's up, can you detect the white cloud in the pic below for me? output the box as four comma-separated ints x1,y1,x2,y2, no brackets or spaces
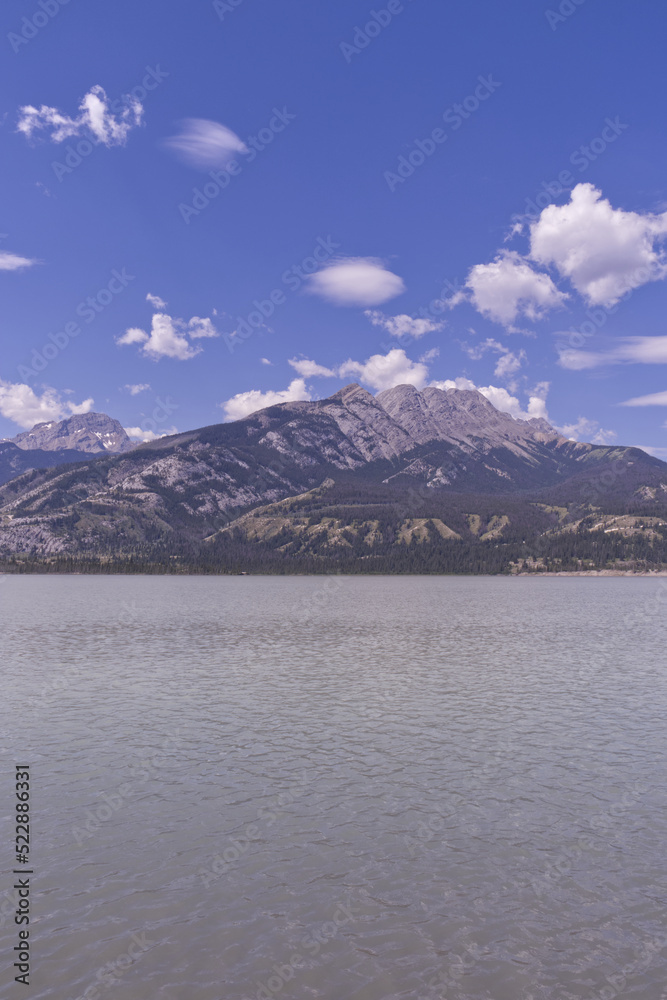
123,383,151,396
117,308,218,360
260,357,273,366
118,314,199,361
17,85,142,147
463,337,527,379
463,251,567,326
305,258,405,307
429,376,550,422
0,380,94,430
419,347,440,362
530,183,667,307
557,416,617,445
619,390,667,407
558,336,667,370
124,426,178,443
221,378,311,421
146,292,167,310
339,348,429,392
187,316,218,339
117,327,149,346
493,350,526,379
0,251,38,272
288,358,336,378
364,310,444,339
163,118,248,170
635,445,667,460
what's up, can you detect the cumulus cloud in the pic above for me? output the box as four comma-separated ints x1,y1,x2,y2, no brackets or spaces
116,308,218,361
557,416,617,445
339,348,429,392
0,380,94,430
221,378,311,421
187,316,218,338
286,348,428,393
17,85,142,147
430,376,551,423
124,425,178,443
463,337,527,379
288,358,336,378
558,335,667,370
146,292,167,310
530,183,667,307
305,258,405,307
462,251,567,326
260,358,273,366
364,310,444,339
0,251,38,272
123,383,151,396
163,119,248,170
619,390,667,407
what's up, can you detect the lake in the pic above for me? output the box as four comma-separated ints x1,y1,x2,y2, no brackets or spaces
1,575,666,999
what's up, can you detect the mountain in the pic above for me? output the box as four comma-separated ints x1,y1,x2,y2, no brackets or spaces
0,413,136,489
0,383,665,573
9,412,134,454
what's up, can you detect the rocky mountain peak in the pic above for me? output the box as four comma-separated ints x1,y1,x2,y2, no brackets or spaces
11,412,135,454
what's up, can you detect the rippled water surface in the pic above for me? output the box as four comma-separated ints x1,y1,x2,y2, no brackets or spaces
2,575,667,1000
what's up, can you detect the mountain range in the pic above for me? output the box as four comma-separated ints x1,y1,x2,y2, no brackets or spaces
0,413,134,487
1,384,666,573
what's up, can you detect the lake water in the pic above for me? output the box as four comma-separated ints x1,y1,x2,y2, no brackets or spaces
1,575,667,1000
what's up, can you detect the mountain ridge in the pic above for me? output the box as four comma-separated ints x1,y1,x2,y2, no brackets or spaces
0,383,665,572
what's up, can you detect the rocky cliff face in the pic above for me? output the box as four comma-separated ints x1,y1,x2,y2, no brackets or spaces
11,412,134,454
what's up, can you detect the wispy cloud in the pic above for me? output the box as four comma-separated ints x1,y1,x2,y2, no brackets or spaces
619,389,667,407
559,335,667,370
289,358,337,378
0,251,38,271
146,292,167,310
163,118,248,170
17,85,143,146
462,337,527,379
557,415,617,445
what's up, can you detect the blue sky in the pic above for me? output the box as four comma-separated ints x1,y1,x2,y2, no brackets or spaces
1,0,667,456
